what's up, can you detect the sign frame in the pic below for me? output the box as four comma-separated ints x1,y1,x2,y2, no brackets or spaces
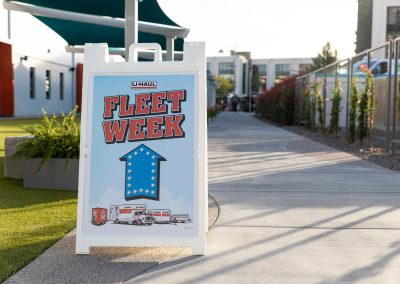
76,42,207,255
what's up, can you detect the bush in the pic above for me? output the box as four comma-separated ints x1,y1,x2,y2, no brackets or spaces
14,106,80,170
207,106,219,120
348,78,359,144
329,80,342,137
255,76,296,125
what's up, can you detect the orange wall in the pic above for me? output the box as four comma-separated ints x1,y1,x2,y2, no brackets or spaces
0,42,14,116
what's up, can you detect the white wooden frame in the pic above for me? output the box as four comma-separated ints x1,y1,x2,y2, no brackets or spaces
76,42,207,255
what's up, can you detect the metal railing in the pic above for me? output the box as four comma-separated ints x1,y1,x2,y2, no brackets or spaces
296,40,400,153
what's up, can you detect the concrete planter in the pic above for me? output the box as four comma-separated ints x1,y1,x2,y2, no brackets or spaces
23,158,79,191
4,136,33,179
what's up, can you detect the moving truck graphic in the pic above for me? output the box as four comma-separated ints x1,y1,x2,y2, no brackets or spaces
92,208,108,226
148,209,171,224
109,204,154,225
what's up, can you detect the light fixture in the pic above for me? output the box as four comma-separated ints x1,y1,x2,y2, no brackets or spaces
19,55,28,63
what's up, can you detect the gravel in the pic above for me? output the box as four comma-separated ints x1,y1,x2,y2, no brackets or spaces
283,125,400,172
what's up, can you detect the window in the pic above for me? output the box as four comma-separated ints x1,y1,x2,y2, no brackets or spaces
299,64,312,73
29,67,35,99
59,72,64,100
218,62,234,75
275,64,290,77
387,7,400,41
256,64,267,76
207,62,211,71
45,70,51,99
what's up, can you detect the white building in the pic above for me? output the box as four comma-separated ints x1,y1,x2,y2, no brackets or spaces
207,55,249,97
252,58,312,90
0,7,81,117
207,55,312,95
372,0,400,48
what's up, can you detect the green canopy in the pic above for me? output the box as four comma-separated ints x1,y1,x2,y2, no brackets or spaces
12,0,184,50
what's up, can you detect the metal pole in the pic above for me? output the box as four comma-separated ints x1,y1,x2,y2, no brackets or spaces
386,42,393,152
248,60,252,112
345,59,351,138
323,68,327,126
125,0,139,60
7,10,11,39
71,51,76,108
334,62,338,87
166,37,175,61
393,40,399,153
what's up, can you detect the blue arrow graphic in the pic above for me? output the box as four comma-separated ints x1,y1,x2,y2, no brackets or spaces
119,144,166,201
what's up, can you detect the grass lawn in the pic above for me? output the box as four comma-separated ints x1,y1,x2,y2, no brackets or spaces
0,118,78,282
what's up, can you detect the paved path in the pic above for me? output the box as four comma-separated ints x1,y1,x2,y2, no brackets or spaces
130,112,400,284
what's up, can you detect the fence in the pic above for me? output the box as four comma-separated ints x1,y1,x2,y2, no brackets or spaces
296,39,400,153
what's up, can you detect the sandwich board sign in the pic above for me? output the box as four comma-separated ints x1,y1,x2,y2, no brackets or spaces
76,42,207,255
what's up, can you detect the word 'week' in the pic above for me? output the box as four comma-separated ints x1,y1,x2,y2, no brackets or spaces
102,90,186,144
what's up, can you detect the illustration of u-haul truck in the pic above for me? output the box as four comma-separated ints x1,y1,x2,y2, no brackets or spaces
148,209,171,224
109,204,154,225
91,207,108,226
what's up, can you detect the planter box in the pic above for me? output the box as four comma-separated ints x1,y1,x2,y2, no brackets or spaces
4,136,33,179
23,158,79,191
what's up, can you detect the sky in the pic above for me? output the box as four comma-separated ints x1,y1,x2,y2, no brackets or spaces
158,0,359,59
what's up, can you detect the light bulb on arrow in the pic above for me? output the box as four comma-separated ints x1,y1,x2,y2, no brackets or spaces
120,144,166,201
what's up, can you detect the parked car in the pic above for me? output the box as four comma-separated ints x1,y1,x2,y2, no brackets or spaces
352,59,400,77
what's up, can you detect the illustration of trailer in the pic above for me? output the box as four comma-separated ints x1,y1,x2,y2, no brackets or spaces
92,207,108,226
148,209,171,224
171,214,191,223
109,204,154,225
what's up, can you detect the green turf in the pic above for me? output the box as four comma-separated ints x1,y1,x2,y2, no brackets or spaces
0,119,77,282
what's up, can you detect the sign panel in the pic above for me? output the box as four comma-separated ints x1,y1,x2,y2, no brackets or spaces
76,43,207,255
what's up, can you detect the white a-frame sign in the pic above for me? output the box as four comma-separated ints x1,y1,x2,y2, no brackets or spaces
76,42,207,255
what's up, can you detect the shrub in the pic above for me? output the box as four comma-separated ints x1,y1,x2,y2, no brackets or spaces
329,80,342,137
305,84,317,131
358,65,375,143
348,78,359,144
303,86,312,129
14,106,80,170
255,76,297,125
207,106,219,120
313,82,325,133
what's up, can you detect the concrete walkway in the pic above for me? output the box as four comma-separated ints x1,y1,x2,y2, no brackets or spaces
129,112,400,284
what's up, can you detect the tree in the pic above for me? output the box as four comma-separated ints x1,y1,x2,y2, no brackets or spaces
311,42,338,71
251,65,262,92
215,75,234,98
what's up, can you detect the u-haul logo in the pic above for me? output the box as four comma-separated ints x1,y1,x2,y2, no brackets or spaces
131,81,157,89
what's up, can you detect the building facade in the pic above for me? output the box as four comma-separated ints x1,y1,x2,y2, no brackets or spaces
356,0,400,52
0,7,82,117
207,55,312,96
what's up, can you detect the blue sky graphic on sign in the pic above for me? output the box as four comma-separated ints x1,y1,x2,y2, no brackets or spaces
119,144,166,201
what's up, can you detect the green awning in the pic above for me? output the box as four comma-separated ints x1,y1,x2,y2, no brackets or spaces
10,0,184,50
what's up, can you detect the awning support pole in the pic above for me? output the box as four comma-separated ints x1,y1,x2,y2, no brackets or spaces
166,36,175,61
125,0,139,60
